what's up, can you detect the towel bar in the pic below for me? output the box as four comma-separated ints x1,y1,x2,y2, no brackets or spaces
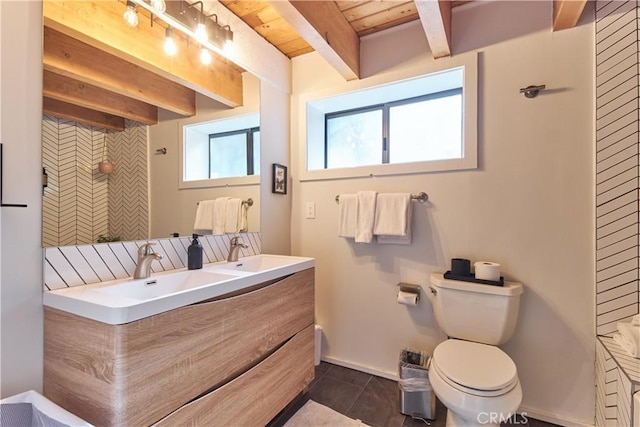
335,192,428,204
197,198,253,207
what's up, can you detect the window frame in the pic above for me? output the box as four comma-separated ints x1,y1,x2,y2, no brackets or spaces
208,126,260,177
299,53,477,181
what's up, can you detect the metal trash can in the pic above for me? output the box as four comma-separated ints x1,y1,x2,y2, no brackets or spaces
398,348,436,420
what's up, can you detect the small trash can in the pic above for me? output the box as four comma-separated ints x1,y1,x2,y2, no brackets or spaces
398,348,436,420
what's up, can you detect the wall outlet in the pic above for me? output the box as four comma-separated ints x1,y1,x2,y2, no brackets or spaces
306,202,316,219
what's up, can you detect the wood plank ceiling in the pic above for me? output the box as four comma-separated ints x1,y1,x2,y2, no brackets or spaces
42,0,587,130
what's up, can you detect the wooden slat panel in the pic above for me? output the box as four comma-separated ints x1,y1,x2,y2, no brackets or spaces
43,0,243,106
44,269,314,426
43,98,125,131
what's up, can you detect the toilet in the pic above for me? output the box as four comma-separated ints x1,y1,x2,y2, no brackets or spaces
427,273,524,427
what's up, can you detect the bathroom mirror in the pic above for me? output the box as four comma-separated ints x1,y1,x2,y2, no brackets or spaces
40,12,261,247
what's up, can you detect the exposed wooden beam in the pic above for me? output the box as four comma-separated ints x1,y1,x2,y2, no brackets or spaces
415,0,452,59
553,0,587,31
267,0,360,80
44,27,195,117
43,70,158,125
43,97,125,131
43,0,243,107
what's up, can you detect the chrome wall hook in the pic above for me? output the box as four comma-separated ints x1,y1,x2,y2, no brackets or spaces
520,85,546,98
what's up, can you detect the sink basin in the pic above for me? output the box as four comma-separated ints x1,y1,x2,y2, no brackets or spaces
43,254,314,325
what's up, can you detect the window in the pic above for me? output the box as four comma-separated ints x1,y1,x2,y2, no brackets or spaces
302,54,477,180
180,113,260,188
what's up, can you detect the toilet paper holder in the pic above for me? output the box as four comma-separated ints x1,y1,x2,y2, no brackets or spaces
398,283,421,301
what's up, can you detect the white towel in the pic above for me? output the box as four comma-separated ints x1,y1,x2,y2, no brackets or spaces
239,202,248,232
338,194,357,238
615,322,640,358
224,198,242,233
194,200,215,231
631,314,640,326
377,197,413,245
212,197,229,235
355,191,377,243
373,193,411,236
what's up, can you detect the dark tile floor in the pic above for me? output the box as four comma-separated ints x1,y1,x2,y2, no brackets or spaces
273,362,559,427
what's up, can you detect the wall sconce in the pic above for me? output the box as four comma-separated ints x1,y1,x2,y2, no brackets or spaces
123,1,139,27
164,27,177,56
200,46,212,65
149,0,166,13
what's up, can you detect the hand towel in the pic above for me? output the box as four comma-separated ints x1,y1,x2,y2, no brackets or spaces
632,314,640,326
194,200,215,231
338,194,357,238
377,196,413,245
239,201,249,232
212,197,229,235
355,191,377,243
373,193,411,236
224,198,242,233
616,322,640,358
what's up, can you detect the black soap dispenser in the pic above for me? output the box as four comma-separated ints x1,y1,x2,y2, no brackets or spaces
188,234,203,270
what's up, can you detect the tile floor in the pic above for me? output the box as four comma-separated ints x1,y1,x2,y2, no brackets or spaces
272,362,559,427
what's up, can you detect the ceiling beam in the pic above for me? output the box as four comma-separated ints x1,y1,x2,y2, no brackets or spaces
43,70,158,125
415,0,452,59
43,0,244,107
44,27,196,117
43,98,126,131
553,0,588,31
267,0,360,80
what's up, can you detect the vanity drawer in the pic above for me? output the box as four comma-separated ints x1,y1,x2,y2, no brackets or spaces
44,268,314,426
154,325,315,426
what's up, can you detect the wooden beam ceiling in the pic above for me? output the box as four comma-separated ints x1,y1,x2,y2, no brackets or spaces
553,0,588,31
43,98,126,131
43,0,244,107
267,0,360,80
415,0,452,59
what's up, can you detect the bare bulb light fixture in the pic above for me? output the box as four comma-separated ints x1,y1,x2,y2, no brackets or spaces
150,0,166,13
200,47,212,65
123,0,139,27
163,27,177,56
195,22,208,43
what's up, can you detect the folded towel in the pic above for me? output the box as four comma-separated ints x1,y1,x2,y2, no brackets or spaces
377,196,413,245
194,200,215,231
355,191,377,243
631,314,640,326
338,194,357,238
212,197,229,235
374,193,411,236
224,198,242,233
616,322,640,358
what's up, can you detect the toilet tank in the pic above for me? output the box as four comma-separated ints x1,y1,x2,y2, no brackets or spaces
428,273,523,345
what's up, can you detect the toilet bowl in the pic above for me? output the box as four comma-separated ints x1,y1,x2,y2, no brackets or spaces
429,339,522,427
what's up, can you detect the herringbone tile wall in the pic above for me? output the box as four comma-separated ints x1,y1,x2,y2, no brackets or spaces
42,116,149,246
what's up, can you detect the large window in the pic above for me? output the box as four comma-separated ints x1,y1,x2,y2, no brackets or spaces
302,55,477,180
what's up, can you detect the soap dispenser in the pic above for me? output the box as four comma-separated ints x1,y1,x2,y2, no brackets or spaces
188,234,203,270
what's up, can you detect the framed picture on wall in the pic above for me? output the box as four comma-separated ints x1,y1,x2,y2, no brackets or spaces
272,163,287,194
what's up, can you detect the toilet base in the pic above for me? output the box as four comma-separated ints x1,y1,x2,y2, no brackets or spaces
446,409,499,427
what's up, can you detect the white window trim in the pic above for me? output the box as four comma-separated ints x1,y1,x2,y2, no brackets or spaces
298,53,477,181
178,113,261,189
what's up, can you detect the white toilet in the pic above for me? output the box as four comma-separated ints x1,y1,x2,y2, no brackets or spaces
427,273,524,427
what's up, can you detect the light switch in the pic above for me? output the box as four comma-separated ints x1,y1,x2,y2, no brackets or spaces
306,202,316,219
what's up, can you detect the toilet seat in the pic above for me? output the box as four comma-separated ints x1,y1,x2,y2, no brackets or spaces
431,339,518,397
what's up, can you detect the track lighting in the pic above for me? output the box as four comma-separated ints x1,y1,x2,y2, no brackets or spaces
123,1,139,27
163,27,177,56
150,0,166,13
200,47,211,65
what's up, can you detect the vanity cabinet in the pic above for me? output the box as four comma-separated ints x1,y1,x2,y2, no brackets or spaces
44,268,315,426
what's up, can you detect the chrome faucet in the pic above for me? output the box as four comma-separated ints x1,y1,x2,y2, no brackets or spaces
227,237,248,262
133,243,163,279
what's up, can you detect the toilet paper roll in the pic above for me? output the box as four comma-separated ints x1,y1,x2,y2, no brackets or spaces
474,261,501,281
398,290,419,306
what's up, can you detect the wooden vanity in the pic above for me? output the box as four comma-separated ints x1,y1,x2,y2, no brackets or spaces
44,268,315,426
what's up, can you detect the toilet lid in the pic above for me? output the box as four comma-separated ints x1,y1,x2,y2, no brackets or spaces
433,339,518,393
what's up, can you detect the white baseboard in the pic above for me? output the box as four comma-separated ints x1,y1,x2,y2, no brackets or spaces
319,357,595,427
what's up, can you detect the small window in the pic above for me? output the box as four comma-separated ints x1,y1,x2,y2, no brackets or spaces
209,128,260,178
302,55,477,181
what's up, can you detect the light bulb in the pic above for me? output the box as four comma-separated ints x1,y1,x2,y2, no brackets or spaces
163,27,177,56
200,47,211,65
195,22,208,43
123,1,138,27
150,0,166,13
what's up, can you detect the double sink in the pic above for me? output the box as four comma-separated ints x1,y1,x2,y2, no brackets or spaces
43,254,314,325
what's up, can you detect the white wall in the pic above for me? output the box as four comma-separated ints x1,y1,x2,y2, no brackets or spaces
290,2,595,425
148,73,261,238
0,1,44,397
